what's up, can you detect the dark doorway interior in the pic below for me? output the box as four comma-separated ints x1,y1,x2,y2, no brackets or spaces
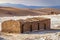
38,23,39,30
21,24,24,33
44,23,46,30
30,25,32,32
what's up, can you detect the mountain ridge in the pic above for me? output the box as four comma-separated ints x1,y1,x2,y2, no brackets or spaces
0,3,60,9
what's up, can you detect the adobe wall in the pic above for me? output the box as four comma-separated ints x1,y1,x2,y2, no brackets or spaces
32,21,38,31
39,19,50,30
22,22,31,33
2,20,21,33
1,18,51,33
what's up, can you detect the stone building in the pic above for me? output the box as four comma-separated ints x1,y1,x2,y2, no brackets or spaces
2,17,50,33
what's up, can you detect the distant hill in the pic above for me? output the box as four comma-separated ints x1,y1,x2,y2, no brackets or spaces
0,3,60,9
0,7,40,17
34,8,60,15
0,7,60,17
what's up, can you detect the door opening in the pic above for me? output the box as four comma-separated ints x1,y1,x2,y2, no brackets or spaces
38,23,39,30
21,24,24,33
30,25,32,32
44,24,46,30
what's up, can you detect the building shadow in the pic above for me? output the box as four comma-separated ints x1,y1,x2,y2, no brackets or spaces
22,29,60,34
0,37,5,40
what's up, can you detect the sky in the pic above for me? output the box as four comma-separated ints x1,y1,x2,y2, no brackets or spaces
0,0,60,6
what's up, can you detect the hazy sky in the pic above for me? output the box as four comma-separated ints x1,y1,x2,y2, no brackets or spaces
0,0,60,6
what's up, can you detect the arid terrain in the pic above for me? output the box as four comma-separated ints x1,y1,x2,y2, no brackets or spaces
0,7,60,17
0,30,60,40
0,7,60,40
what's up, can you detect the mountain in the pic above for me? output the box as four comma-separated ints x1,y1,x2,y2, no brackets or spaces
0,3,60,9
0,3,28,8
0,3,45,8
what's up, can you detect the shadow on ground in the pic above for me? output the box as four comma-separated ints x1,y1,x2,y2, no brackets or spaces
23,29,60,34
0,37,5,40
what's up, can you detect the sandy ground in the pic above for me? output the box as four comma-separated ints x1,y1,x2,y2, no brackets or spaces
0,30,60,40
0,15,60,40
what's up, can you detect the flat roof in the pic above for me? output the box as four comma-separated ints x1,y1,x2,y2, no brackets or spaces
18,17,50,23
31,17,50,21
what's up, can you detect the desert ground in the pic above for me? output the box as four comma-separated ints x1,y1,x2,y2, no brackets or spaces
0,7,60,40
0,30,60,40
0,7,60,16
0,15,60,40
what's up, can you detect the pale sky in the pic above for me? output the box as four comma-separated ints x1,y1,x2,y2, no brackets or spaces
0,0,60,6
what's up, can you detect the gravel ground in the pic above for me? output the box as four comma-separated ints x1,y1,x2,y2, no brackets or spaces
0,30,60,40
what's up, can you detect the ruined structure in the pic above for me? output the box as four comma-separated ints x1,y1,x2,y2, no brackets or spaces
2,17,50,33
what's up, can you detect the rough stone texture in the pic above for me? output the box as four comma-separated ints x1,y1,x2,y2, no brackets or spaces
39,19,50,30
2,20,21,33
1,17,50,33
32,21,38,31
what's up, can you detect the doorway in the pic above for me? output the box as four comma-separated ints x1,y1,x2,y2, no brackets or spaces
38,23,39,30
30,25,32,32
21,24,24,33
44,23,46,30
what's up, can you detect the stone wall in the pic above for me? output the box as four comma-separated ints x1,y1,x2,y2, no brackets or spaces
2,20,21,33
1,17,50,33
